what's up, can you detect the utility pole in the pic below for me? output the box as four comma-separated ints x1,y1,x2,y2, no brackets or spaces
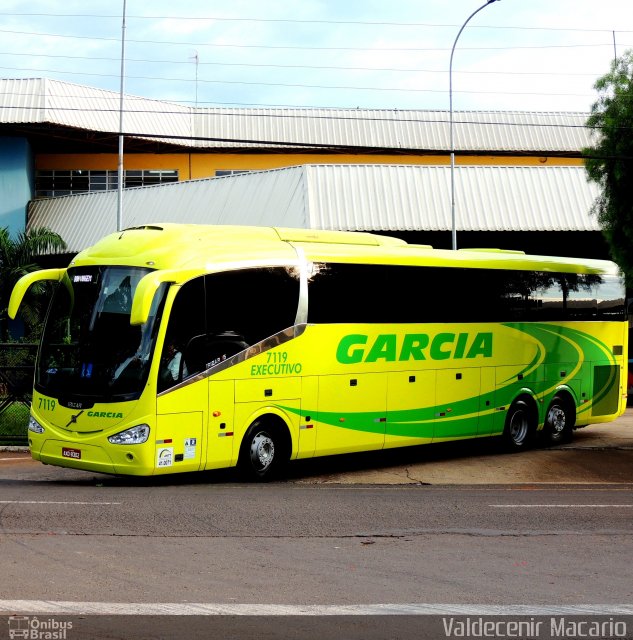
117,0,127,232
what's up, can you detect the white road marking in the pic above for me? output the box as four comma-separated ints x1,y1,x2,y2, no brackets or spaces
491,504,633,508
0,501,120,505
0,602,632,616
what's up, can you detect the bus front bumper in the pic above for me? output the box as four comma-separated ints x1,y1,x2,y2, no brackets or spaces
34,439,117,474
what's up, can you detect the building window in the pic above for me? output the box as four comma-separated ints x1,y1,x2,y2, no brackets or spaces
215,170,251,177
35,170,178,197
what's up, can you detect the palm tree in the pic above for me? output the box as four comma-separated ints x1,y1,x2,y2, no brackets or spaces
0,226,67,341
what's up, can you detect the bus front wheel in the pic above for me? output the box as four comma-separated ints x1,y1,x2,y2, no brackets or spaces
503,399,536,451
238,420,286,481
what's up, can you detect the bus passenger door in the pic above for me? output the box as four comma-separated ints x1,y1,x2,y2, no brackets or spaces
206,379,236,470
155,275,207,473
156,383,205,474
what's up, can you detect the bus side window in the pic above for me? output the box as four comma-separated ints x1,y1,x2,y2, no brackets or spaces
159,277,206,391
205,268,299,347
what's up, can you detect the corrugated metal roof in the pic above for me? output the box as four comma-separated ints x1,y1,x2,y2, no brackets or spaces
304,165,599,232
0,77,191,140
0,77,591,152
195,108,592,152
0,78,46,123
28,164,600,253
42,78,192,138
28,167,309,252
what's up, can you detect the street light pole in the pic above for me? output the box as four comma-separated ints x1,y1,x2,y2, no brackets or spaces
117,0,127,233
450,0,499,250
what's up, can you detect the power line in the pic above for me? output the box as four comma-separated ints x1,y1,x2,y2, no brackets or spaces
0,66,598,99
0,50,610,77
4,119,624,154
0,11,631,34
0,27,628,53
0,85,591,113
0,11,626,113
0,97,596,126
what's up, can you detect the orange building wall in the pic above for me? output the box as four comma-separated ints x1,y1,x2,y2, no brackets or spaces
35,152,582,181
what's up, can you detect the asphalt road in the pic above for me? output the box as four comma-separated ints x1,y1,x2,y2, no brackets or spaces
1,479,632,603
1,414,633,639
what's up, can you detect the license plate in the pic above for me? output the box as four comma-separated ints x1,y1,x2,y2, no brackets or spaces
62,447,81,460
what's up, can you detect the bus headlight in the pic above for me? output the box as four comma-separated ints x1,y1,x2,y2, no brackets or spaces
28,416,45,434
108,424,150,445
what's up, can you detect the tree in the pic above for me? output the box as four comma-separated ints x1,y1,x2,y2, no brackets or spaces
0,226,67,341
584,50,633,285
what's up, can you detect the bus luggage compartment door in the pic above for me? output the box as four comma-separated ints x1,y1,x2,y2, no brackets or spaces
433,368,481,442
316,372,387,456
384,370,435,449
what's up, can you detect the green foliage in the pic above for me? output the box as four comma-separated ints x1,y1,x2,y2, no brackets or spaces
0,403,29,444
584,50,633,284
0,344,35,444
0,342,36,367
0,226,67,341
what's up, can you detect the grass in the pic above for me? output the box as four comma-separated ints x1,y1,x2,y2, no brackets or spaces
0,402,30,445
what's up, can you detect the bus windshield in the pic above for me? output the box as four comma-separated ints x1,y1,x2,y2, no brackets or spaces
36,266,166,403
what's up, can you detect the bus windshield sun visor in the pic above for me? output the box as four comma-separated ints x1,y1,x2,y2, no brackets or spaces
8,268,67,320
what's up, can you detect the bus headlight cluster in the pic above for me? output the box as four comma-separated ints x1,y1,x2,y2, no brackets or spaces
28,416,45,434
108,424,150,445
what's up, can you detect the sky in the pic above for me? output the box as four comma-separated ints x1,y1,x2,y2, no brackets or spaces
0,0,632,113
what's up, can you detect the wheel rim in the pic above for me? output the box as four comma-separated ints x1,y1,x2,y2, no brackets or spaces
249,431,275,471
509,409,529,445
547,405,566,434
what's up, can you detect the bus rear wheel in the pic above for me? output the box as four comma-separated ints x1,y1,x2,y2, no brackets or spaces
503,399,536,451
238,420,286,481
542,395,574,445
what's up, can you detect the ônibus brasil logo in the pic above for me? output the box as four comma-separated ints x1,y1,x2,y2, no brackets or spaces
8,616,73,640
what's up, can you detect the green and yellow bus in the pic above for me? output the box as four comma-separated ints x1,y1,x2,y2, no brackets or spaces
9,224,628,479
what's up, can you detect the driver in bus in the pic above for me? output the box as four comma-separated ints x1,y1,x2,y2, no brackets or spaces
160,340,187,384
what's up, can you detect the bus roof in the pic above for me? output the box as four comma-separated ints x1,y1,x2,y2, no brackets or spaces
70,223,620,277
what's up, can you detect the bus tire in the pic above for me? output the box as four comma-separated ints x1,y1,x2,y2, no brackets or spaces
238,419,287,481
503,399,536,452
542,394,575,446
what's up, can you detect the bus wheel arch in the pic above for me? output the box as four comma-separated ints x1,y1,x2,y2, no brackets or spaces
542,390,576,446
238,413,292,481
503,394,538,451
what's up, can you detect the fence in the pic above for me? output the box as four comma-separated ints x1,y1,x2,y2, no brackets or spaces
0,343,37,446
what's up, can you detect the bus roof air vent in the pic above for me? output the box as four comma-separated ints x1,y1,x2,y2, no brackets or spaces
122,225,165,233
459,248,525,255
275,228,406,247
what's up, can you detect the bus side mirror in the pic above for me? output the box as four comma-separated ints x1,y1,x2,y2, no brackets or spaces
130,270,179,326
8,268,66,319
